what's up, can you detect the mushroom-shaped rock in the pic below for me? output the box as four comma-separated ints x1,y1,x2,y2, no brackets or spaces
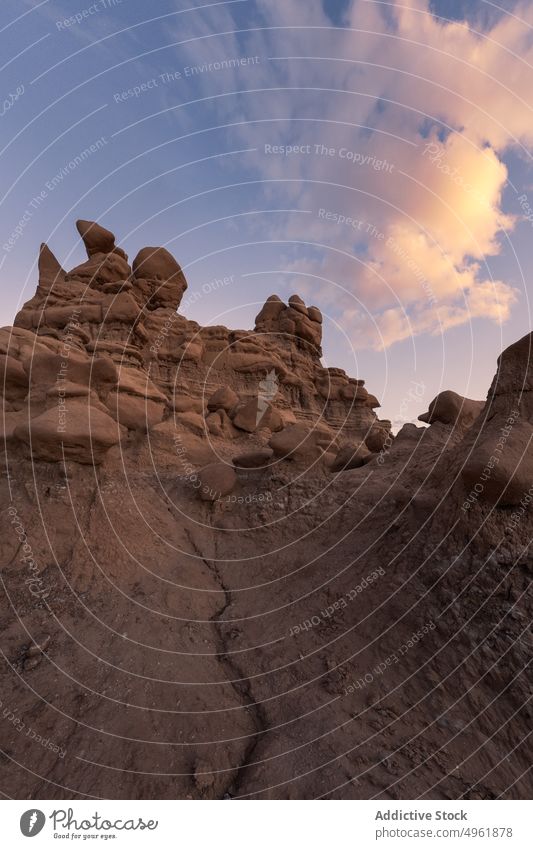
38,244,66,289
133,246,183,282
330,443,371,472
198,462,237,501
76,220,117,257
131,247,187,310
207,386,240,414
232,448,274,468
419,390,484,429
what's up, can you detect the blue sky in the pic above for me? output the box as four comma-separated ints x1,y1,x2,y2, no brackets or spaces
2,0,533,427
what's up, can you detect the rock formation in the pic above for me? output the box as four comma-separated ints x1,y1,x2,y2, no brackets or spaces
1,219,532,803
7,219,390,468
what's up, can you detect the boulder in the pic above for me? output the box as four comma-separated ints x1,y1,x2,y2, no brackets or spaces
232,398,283,433
13,401,125,464
132,246,184,282
172,411,206,437
269,424,327,462
419,390,484,429
207,386,239,414
106,392,165,432
198,462,237,501
307,305,322,324
330,443,371,472
205,409,238,439
148,421,215,466
365,426,391,453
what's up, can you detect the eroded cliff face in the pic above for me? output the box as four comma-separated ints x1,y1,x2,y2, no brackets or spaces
0,221,532,800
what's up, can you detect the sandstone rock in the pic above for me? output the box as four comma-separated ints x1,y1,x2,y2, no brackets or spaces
419,390,484,429
132,247,187,310
269,424,322,461
14,401,125,464
254,295,322,355
115,368,166,403
148,421,215,466
254,295,284,325
207,386,239,414
288,294,308,316
133,246,183,282
461,418,533,506
23,348,117,397
330,443,371,472
66,252,131,289
45,382,93,402
4,220,386,485
489,331,533,396
38,244,66,288
307,305,322,324
365,426,391,453
198,462,237,501
205,409,238,439
0,354,29,402
106,391,165,432
232,398,283,434
174,411,207,437
172,395,204,414
233,448,274,468
102,292,141,323
76,219,117,257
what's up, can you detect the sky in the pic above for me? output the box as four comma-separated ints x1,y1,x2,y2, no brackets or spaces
1,0,533,428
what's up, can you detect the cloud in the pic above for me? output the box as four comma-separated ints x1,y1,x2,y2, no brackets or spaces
167,0,530,348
